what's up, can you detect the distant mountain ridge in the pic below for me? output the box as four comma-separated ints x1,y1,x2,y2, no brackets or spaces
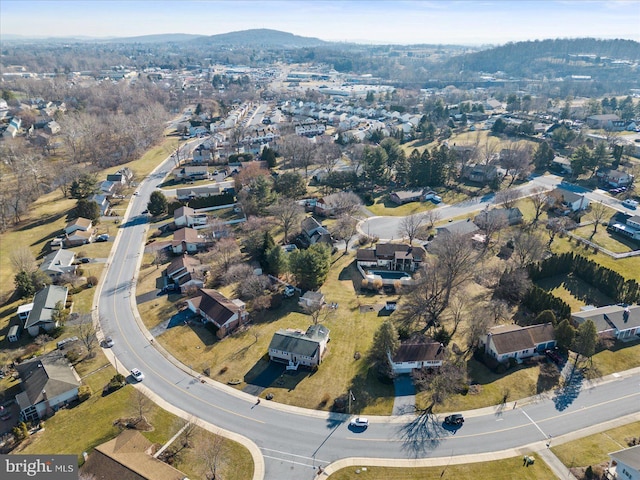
192,28,329,47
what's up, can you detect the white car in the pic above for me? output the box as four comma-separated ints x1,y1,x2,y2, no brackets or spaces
103,337,114,348
130,368,144,382
349,417,369,428
283,285,296,298
622,199,638,209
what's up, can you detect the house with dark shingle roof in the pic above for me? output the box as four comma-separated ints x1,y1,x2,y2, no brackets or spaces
389,189,425,205
186,288,248,338
81,429,188,480
165,255,204,293
15,350,81,421
24,285,68,336
171,227,208,254
481,323,556,363
268,324,330,369
572,305,640,341
547,187,590,213
389,341,446,374
356,243,425,272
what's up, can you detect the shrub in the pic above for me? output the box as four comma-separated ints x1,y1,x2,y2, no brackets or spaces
107,373,126,392
494,362,508,374
65,350,80,363
12,422,28,442
219,366,228,375
78,385,92,402
86,276,98,287
317,393,330,408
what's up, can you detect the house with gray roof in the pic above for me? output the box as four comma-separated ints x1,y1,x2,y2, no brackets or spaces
572,305,640,341
24,285,68,336
481,323,556,363
268,324,330,369
607,444,640,480
547,187,590,213
474,207,523,228
435,219,480,237
15,350,81,421
39,249,76,278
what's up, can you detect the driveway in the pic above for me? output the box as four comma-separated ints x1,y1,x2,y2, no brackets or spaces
392,374,416,415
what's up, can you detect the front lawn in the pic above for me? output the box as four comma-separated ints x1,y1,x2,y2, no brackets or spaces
327,454,554,480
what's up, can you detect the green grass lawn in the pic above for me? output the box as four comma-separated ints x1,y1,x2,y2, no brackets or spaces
536,275,615,311
327,454,554,480
366,194,438,217
552,421,640,469
572,226,635,253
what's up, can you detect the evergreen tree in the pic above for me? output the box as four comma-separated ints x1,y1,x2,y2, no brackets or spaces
147,191,168,216
289,243,331,291
260,147,277,169
555,319,576,351
572,319,598,366
371,320,400,376
265,246,288,276
533,142,555,170
70,173,98,199
75,199,101,223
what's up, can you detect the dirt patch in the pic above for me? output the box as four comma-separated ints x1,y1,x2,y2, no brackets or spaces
359,304,383,313
113,417,154,431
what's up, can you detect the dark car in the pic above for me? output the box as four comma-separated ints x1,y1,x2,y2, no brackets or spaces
545,349,562,364
80,258,91,263
444,414,465,425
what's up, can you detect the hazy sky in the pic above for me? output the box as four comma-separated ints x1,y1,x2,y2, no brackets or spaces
2,0,639,45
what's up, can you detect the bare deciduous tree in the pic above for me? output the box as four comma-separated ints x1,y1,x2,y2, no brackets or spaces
200,432,226,480
10,247,37,273
528,187,548,225
331,214,359,253
511,231,545,268
587,201,609,239
131,389,151,425
268,197,304,243
78,314,99,358
495,188,521,210
398,213,427,245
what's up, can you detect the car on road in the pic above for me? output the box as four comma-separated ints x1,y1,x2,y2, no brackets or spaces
133,191,139,196
622,199,639,209
350,417,369,428
444,414,465,425
103,337,114,348
130,368,144,382
141,209,149,214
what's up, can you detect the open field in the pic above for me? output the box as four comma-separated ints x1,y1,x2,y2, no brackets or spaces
327,453,554,480
552,421,640,471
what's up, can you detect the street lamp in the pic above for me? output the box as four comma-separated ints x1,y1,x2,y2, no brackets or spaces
348,390,355,415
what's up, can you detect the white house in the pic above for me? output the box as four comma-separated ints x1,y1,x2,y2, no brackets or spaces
547,188,590,213
572,305,640,340
64,217,93,235
15,350,81,422
389,341,446,375
268,324,330,369
23,285,69,336
39,249,76,278
607,444,640,480
173,206,207,228
481,323,556,363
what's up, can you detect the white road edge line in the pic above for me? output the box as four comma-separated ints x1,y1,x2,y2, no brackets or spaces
521,409,548,439
262,454,324,468
261,448,330,463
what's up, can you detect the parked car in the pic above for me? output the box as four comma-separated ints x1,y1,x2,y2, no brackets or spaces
130,368,144,382
349,417,369,428
80,257,91,263
545,348,562,364
444,414,465,425
283,285,296,298
622,199,639,209
96,234,109,242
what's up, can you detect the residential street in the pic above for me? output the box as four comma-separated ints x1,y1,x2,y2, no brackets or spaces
95,159,640,480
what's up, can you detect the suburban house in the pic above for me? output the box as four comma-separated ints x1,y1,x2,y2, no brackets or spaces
106,167,134,185
389,189,425,205
602,169,634,188
571,305,640,341
99,180,116,196
165,255,204,293
300,216,332,246
462,164,500,183
15,350,81,422
192,144,214,163
608,215,640,241
481,323,556,363
268,324,330,369
175,165,210,180
356,243,426,272
173,206,207,228
64,217,93,235
39,249,76,278
298,291,326,310
17,302,34,322
606,444,640,480
186,288,248,338
3,117,21,138
175,181,234,201
551,155,572,174
586,114,621,130
389,341,446,375
435,219,480,237
81,429,188,480
171,227,208,254
89,194,111,216
24,285,69,336
474,207,523,228
547,188,590,213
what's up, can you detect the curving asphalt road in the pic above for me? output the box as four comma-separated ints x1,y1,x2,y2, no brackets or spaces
96,157,640,480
